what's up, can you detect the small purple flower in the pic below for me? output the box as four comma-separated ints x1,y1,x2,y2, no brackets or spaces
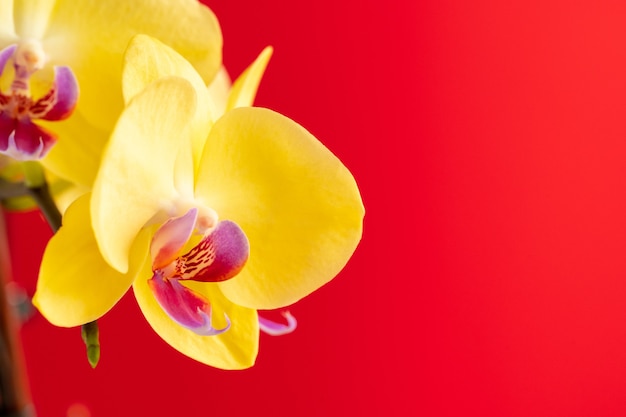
0,43,78,160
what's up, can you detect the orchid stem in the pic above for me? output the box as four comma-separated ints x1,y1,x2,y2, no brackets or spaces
81,321,100,368
25,184,61,233
20,162,61,233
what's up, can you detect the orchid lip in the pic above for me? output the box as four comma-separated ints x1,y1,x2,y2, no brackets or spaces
148,208,250,335
37,66,80,121
259,311,298,336
175,220,249,283
148,273,230,336
151,209,250,284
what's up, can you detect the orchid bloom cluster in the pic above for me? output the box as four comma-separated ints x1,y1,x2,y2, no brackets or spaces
0,1,363,369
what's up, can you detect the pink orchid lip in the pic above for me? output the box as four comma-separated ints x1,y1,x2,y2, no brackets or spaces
150,210,250,284
148,272,230,336
259,311,298,336
176,220,249,283
2,118,55,160
36,66,80,121
148,208,250,335
0,44,79,160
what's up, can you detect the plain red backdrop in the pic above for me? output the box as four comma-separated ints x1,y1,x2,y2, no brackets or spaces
8,0,626,416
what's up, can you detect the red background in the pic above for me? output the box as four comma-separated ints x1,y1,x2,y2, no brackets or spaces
7,0,626,416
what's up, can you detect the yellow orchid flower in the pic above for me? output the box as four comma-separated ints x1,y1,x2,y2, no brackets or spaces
34,35,364,369
0,0,222,186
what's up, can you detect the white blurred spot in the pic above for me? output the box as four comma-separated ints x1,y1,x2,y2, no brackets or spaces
67,403,91,417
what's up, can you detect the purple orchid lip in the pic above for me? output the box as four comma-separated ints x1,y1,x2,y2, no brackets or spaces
4,119,55,160
259,311,298,336
148,272,230,336
37,66,79,121
0,43,79,160
176,220,249,283
150,209,250,283
148,208,250,335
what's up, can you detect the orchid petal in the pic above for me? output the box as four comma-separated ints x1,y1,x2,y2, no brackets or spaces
122,35,209,109
206,66,231,118
226,46,273,111
51,179,89,215
0,2,15,40
13,0,56,40
123,34,216,176
0,44,16,76
9,118,55,159
91,77,197,273
196,107,364,309
148,274,229,336
38,110,107,187
134,260,259,369
151,208,198,270
0,113,16,151
37,65,78,121
41,0,222,132
33,193,151,326
176,220,249,283
259,311,297,336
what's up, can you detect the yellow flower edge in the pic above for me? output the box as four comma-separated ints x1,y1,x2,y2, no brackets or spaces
197,107,365,310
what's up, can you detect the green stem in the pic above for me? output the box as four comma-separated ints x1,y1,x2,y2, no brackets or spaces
25,184,62,233
19,162,45,190
0,180,29,201
81,321,100,368
20,162,61,233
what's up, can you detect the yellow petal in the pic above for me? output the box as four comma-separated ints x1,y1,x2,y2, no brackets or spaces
39,110,109,187
133,259,259,369
207,66,232,117
33,193,150,327
50,181,88,215
0,1,15,40
123,35,209,106
41,0,222,132
226,46,273,111
123,34,217,171
91,77,197,273
13,0,55,39
196,108,364,310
